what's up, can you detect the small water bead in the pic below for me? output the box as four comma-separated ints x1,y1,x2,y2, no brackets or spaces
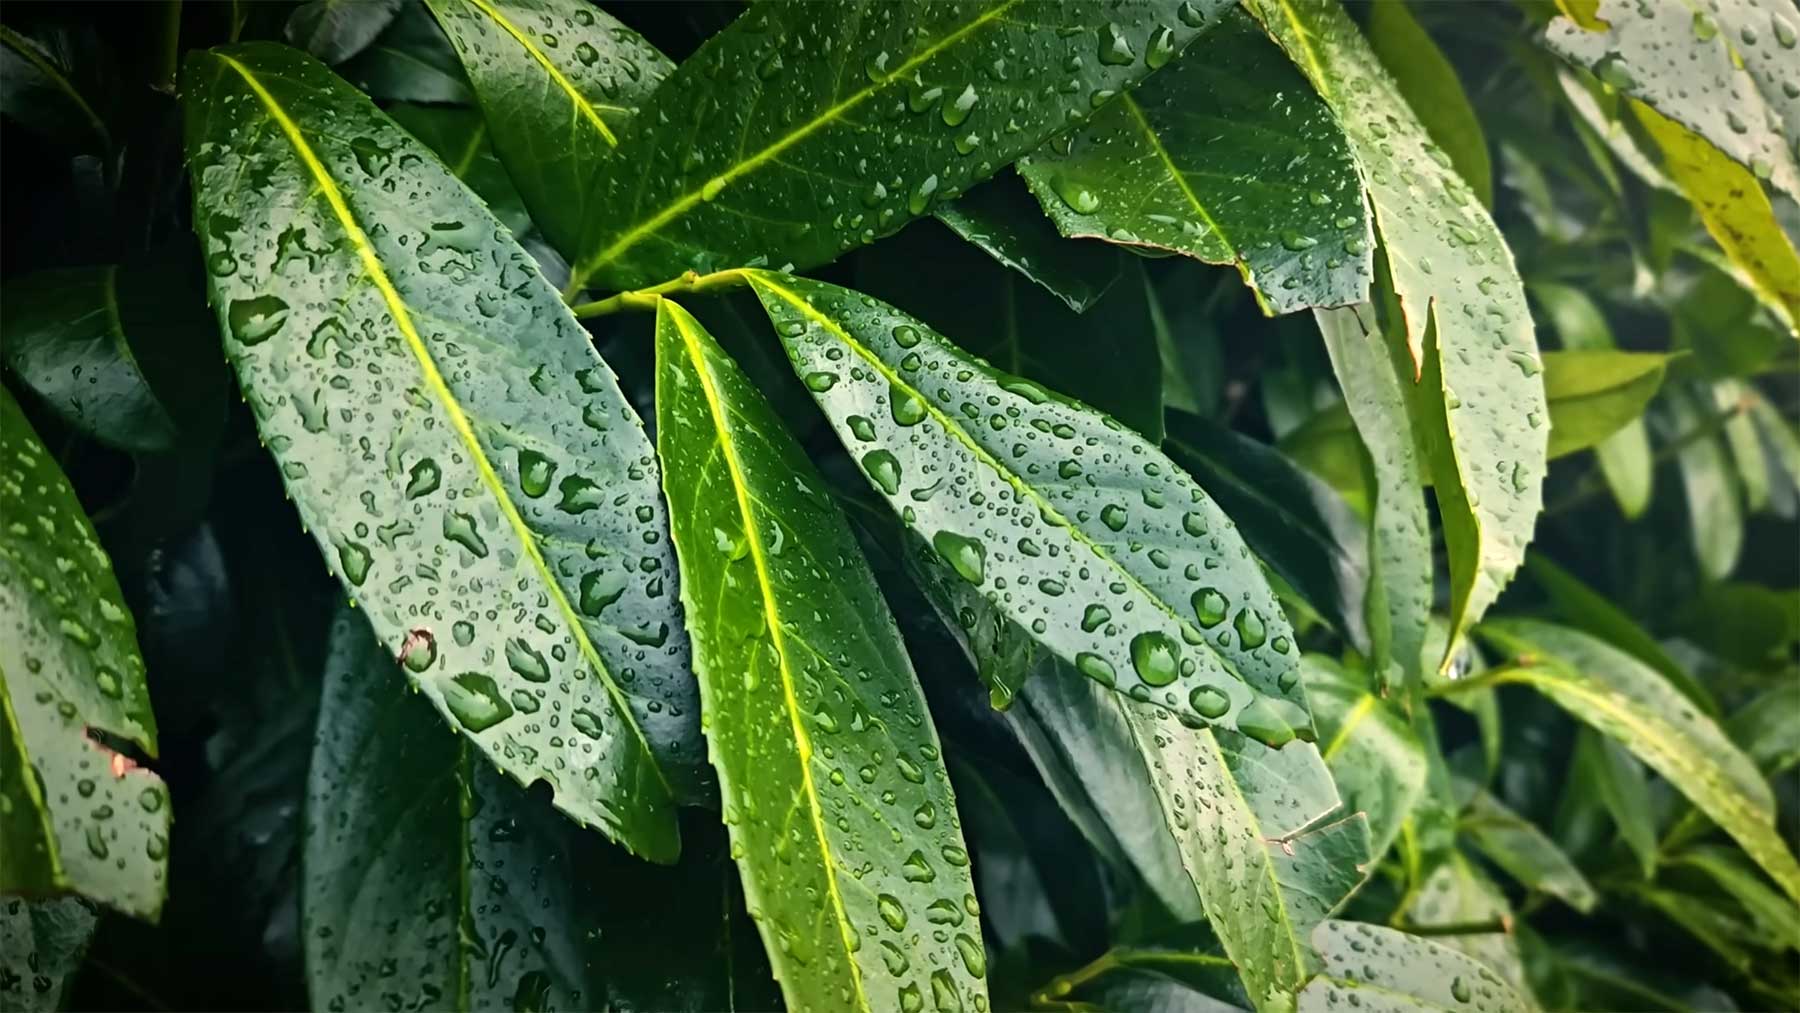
1189,685,1231,720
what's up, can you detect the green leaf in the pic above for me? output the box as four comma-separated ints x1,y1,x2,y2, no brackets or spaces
0,24,110,152
853,219,1165,441
338,2,472,104
1247,0,1549,666
0,897,96,1013
285,0,403,64
183,43,700,859
1545,0,1800,204
653,299,986,1013
1528,281,1653,517
1558,726,1658,878
748,271,1316,740
1540,347,1669,459
1459,784,1599,913
1473,618,1800,903
569,0,1232,293
1717,381,1770,512
1633,102,1800,335
934,170,1124,314
1727,681,1800,774
1304,655,1426,863
1014,8,1372,316
426,0,672,261
1674,581,1800,668
0,387,169,920
3,262,225,455
1148,265,1226,419
304,609,774,1012
1313,303,1431,689
1366,1,1493,209
1400,853,1529,993
385,103,530,238
1666,843,1800,952
1005,663,1369,1013
1298,921,1531,1013
1163,410,1370,652
1031,936,1246,1012
1667,385,1745,580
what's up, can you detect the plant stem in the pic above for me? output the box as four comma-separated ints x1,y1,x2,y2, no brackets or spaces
1031,948,1235,1008
157,0,184,93
569,268,750,318
1423,663,1531,699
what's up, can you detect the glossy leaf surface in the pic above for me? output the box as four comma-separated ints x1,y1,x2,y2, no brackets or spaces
1016,9,1372,316
1366,0,1492,208
0,388,169,920
1304,655,1425,863
1546,0,1800,203
285,0,403,64
385,102,530,238
570,0,1231,292
750,271,1316,740
1248,0,1548,665
1298,921,1531,1013
1475,618,1800,903
426,0,672,260
934,170,1123,314
0,897,96,1013
654,299,985,1013
184,43,699,858
304,610,773,1013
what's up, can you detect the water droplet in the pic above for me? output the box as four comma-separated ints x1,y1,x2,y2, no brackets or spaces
1192,587,1227,627
570,708,603,739
942,84,978,127
517,449,556,498
227,296,290,346
1050,174,1101,214
862,449,902,495
442,672,513,732
1099,23,1136,65
505,638,552,683
336,539,371,586
933,530,985,583
1233,608,1267,649
1075,652,1116,687
1130,631,1180,687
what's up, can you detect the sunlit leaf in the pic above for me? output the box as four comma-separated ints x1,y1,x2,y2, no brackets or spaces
1529,281,1653,517
1298,920,1531,1013
1366,0,1493,208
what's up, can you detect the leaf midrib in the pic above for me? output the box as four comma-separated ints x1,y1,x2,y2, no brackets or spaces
452,0,618,144
572,0,1024,288
0,25,110,147
751,272,1264,695
665,302,869,1011
212,51,670,805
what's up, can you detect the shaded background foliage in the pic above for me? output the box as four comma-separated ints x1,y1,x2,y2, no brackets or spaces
1,0,1796,1011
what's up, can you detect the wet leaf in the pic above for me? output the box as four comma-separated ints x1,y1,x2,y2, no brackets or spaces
1400,854,1530,993
653,299,986,1013
749,271,1316,740
0,387,170,920
426,0,672,261
935,170,1123,314
1016,8,1372,316
1248,0,1548,667
184,43,700,859
1529,281,1653,517
1546,0,1800,204
1460,783,1599,913
338,2,471,104
385,103,530,238
0,897,97,1013
1298,920,1531,1013
304,609,777,1013
570,0,1232,293
1303,655,1426,864
1366,0,1492,208
1475,618,1800,904
1558,726,1658,879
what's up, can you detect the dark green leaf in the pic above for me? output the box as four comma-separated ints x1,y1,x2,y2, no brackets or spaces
1303,655,1426,863
184,43,700,858
1474,618,1800,903
1529,281,1652,517
1032,939,1246,1012
1727,681,1800,774
285,0,403,65
1546,0,1800,204
0,24,110,151
569,0,1232,293
653,299,986,1012
1667,385,1745,580
1247,0,1548,665
0,387,169,919
749,271,1316,739
1674,581,1800,668
385,102,531,237
1460,784,1599,913
1148,265,1225,420
1365,1,1493,208
3,262,225,455
855,220,1165,441
1015,8,1372,316
338,2,472,104
934,170,1123,314
1558,727,1659,879
1666,843,1800,952
1717,381,1770,512
1298,921,1531,1013
1163,410,1370,651
426,0,673,261
304,609,774,1012
1313,303,1431,689
0,897,96,1013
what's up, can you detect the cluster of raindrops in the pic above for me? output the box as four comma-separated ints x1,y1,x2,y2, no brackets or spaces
1017,9,1372,314
0,394,170,917
749,274,1315,747
654,308,987,1011
1308,920,1523,1012
187,46,700,840
584,0,1228,289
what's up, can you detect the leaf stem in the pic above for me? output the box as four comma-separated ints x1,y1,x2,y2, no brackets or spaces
1395,917,1513,937
570,268,749,318
1423,662,1533,698
1030,948,1235,1008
